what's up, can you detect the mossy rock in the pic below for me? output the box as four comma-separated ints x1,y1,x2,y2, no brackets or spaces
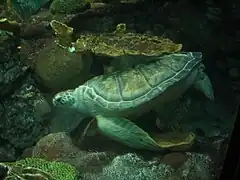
10,0,50,20
50,0,90,14
0,157,79,180
75,23,182,71
49,21,182,72
34,41,92,91
0,18,21,34
74,23,182,57
50,19,73,48
50,21,182,58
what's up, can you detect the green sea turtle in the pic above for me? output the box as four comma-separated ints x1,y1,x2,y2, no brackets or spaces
52,52,214,151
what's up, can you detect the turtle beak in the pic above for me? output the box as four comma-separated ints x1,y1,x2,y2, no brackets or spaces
194,73,214,101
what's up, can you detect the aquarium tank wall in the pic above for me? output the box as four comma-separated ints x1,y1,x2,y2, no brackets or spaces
0,0,239,179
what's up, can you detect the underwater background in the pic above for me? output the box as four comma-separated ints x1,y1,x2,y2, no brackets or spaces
0,0,239,179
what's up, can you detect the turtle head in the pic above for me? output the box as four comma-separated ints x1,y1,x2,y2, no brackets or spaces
53,90,77,109
52,89,88,133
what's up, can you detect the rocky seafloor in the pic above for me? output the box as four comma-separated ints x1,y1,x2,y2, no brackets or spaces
0,0,239,179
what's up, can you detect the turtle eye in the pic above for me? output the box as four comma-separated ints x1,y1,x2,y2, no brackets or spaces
55,97,66,105
53,95,68,106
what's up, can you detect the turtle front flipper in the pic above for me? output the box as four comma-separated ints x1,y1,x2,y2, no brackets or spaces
96,115,164,151
194,71,214,101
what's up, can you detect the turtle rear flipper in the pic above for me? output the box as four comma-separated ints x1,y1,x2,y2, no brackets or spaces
96,115,163,151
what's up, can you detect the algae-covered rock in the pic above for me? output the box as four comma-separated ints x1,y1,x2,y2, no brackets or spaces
3,0,23,21
32,132,115,173
48,20,182,76
114,23,127,35
81,152,213,180
82,153,174,180
161,152,188,169
179,153,213,180
0,16,52,38
0,28,28,98
34,41,92,91
50,19,73,48
49,21,182,57
0,77,47,149
29,133,210,180
49,21,182,72
32,132,80,161
0,157,78,180
10,0,50,20
74,24,182,57
3,0,49,21
0,18,21,35
50,0,90,14
50,21,182,58
74,23,182,71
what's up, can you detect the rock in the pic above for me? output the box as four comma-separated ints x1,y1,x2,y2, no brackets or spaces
34,96,51,119
0,77,48,149
32,132,114,173
32,132,80,161
73,151,114,174
0,146,16,162
50,0,90,14
21,147,34,158
7,0,50,20
50,20,73,48
179,153,213,180
80,152,212,180
82,153,174,180
0,30,29,98
34,41,92,91
0,157,79,180
161,152,188,169
31,132,213,179
0,59,29,98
